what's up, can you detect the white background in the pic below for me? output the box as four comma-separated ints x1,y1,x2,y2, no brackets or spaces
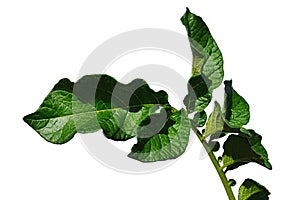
1,0,299,199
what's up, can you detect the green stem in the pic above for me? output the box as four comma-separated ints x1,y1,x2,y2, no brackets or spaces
193,128,236,200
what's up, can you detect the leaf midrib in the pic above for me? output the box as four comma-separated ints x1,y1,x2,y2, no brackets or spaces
26,103,166,121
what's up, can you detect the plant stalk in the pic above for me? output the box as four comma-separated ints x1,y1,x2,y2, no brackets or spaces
195,131,236,200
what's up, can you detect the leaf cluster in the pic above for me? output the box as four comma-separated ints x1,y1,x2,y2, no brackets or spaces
23,8,272,200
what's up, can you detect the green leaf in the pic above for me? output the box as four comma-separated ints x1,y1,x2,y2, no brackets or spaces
228,179,237,187
222,131,272,171
203,101,245,139
23,75,170,144
224,80,250,128
238,179,270,200
128,109,191,162
184,75,211,113
203,102,224,138
246,130,272,170
204,80,251,139
193,111,207,127
181,8,224,90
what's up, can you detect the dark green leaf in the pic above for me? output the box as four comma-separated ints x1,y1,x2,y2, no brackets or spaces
228,179,236,187
224,80,250,128
128,109,191,162
181,8,224,90
208,140,220,152
222,131,272,171
238,179,270,200
184,75,211,113
23,75,170,144
246,130,272,170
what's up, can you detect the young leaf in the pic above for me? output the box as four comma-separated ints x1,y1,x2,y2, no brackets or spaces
224,80,250,128
238,179,270,200
203,102,224,138
204,104,248,139
23,75,171,144
181,8,224,90
205,80,251,138
128,109,191,162
228,179,237,187
184,75,211,114
222,131,272,171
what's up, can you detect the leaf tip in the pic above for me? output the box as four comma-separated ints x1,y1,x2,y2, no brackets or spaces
224,79,232,87
23,114,31,125
266,162,273,170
